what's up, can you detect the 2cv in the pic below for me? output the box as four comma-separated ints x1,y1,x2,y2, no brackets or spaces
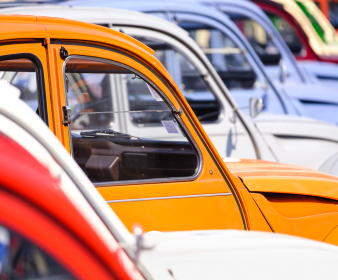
1,14,338,245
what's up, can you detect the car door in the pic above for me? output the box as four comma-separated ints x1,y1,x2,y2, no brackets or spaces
49,41,247,232
112,26,258,159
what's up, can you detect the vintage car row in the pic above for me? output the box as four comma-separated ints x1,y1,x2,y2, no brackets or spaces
2,14,338,244
3,68,338,280
11,3,338,174
201,0,338,90
57,0,338,126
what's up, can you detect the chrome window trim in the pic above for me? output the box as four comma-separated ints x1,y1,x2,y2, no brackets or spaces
62,54,202,186
106,192,232,203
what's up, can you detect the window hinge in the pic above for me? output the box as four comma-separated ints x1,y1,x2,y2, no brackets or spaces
172,108,183,116
62,106,72,125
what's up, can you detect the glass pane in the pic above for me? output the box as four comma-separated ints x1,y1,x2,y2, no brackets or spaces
0,225,75,279
65,58,199,183
179,22,257,90
136,38,221,122
0,59,39,112
329,2,338,28
229,14,281,66
266,12,305,56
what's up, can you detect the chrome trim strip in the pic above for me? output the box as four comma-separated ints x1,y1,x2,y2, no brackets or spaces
106,192,232,203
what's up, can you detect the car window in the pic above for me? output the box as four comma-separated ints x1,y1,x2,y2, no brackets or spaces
228,14,281,66
134,38,221,122
266,12,305,56
329,1,338,28
64,57,199,184
0,58,47,123
178,22,257,90
0,225,75,280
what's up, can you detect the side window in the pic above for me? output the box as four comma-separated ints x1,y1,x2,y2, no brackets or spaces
0,225,75,279
266,12,305,56
178,22,257,90
136,38,221,122
64,58,199,183
329,2,338,29
228,14,282,66
0,58,46,122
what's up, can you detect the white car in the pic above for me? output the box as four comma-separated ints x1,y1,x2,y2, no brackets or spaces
3,73,338,280
1,5,338,176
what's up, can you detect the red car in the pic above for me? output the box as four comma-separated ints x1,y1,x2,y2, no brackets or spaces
0,82,145,280
253,0,338,63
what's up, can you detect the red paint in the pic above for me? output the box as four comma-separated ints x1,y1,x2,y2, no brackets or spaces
0,133,142,280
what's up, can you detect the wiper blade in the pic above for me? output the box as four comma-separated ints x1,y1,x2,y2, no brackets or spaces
80,129,134,139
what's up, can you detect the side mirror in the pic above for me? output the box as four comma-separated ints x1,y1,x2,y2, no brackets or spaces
250,97,264,118
132,224,155,264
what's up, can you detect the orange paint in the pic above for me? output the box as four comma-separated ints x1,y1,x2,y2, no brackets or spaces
1,15,338,244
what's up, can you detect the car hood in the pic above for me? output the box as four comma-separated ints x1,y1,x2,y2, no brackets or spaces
225,158,338,200
140,229,338,279
298,60,338,81
251,113,338,142
283,83,338,105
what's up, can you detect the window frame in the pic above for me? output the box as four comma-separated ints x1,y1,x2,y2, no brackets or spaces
62,55,203,187
129,34,225,125
0,53,48,125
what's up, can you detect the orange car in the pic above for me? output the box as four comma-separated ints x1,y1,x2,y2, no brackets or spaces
2,14,338,245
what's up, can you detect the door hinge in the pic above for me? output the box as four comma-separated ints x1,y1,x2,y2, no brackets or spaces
60,46,68,60
62,106,72,125
172,108,183,116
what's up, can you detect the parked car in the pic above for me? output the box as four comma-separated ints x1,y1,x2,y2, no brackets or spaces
18,2,338,172
4,81,338,279
0,81,146,280
253,0,338,63
201,0,338,87
2,13,338,243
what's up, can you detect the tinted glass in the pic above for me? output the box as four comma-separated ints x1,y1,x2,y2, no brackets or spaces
65,58,199,183
329,2,338,28
136,38,221,122
229,14,281,65
178,22,257,90
0,225,75,280
266,12,305,55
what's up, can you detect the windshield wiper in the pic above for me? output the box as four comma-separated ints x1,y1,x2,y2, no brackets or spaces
80,129,135,139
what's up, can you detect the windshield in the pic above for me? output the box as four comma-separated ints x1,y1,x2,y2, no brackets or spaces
295,0,338,44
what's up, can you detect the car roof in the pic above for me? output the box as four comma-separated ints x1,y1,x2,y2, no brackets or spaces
0,5,189,39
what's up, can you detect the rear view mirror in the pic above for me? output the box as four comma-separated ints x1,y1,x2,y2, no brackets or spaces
250,97,264,118
257,52,281,66
218,70,257,89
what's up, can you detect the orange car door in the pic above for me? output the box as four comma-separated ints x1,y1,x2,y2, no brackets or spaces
49,41,247,232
